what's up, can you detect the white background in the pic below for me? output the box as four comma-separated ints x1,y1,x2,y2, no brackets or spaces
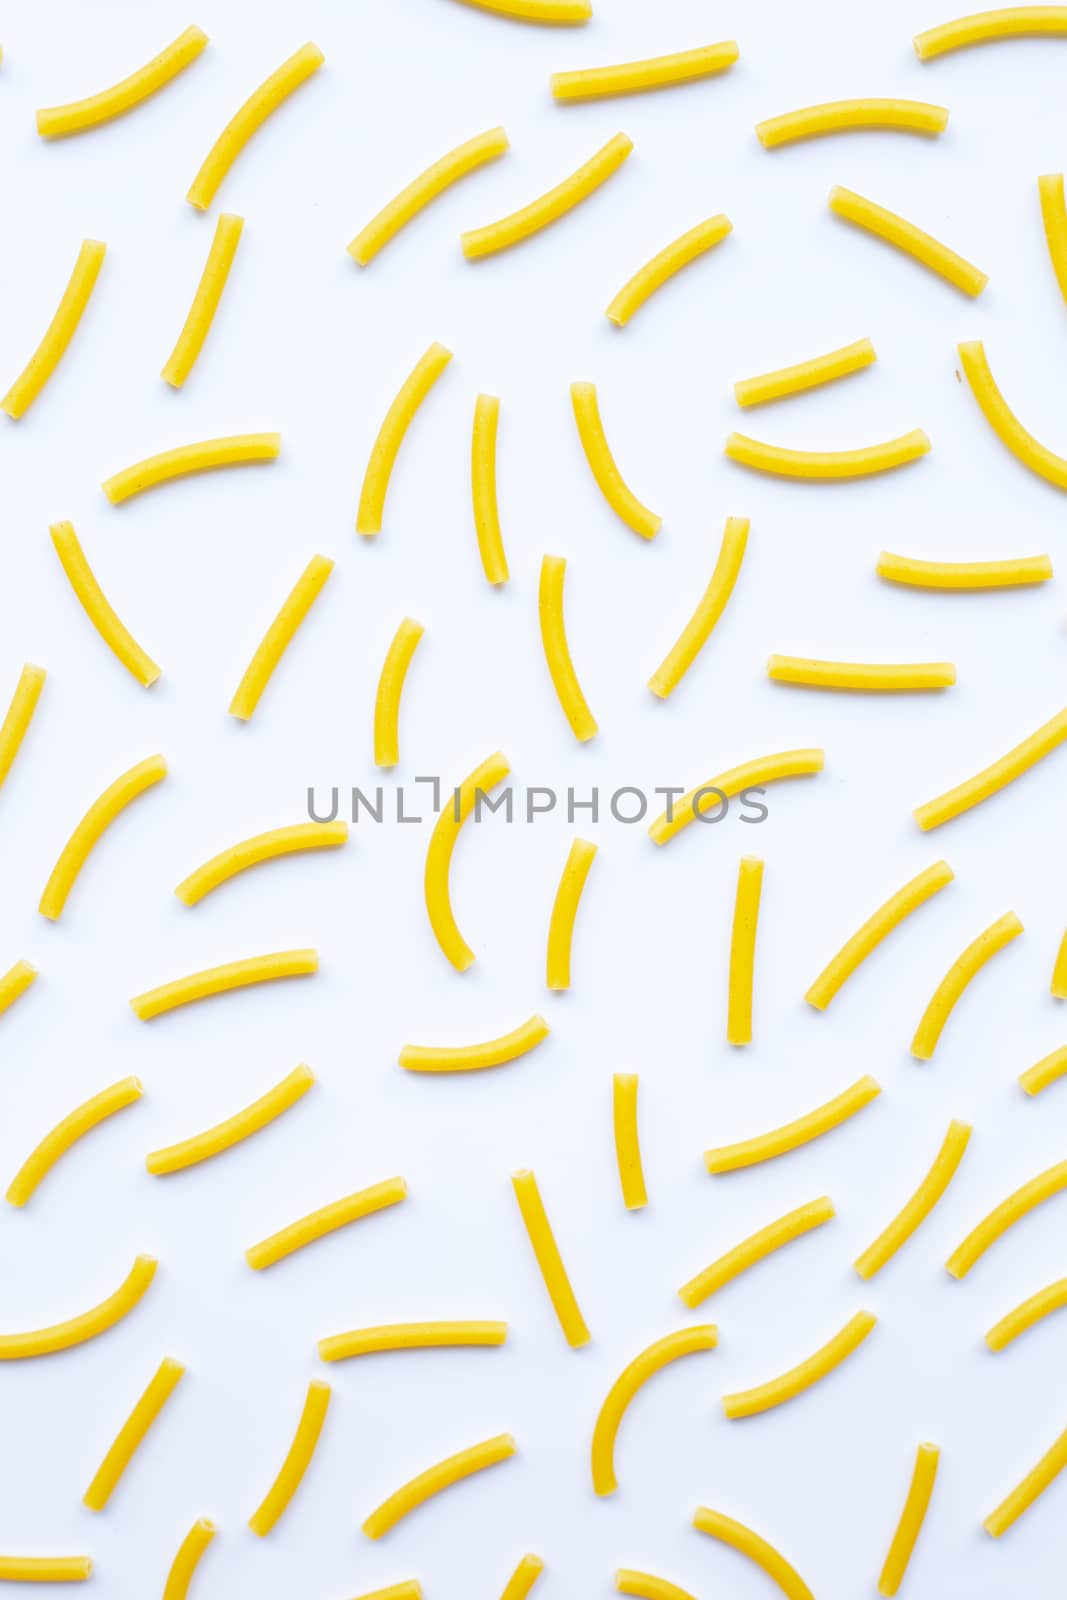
0,0,1066,1595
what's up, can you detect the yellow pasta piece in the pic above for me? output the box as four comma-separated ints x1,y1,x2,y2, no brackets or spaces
249,1379,330,1535
911,911,1022,1059
706,1076,881,1174
350,126,509,265
877,549,1052,588
854,1120,972,1279
49,519,161,686
502,1555,545,1599
512,1168,590,1346
352,1587,422,1600
0,662,46,788
246,1176,408,1270
147,1064,315,1174
1019,1044,1067,1094
187,42,323,208
83,1356,185,1511
592,1326,716,1495
757,99,948,148
605,214,732,326
692,1507,815,1600
164,1519,216,1600
916,7,1067,57
362,1433,516,1539
176,821,347,904
570,382,661,539
320,1321,507,1361
453,0,590,18
616,1573,696,1600
1051,931,1067,997
806,861,954,1010
546,837,597,990
727,856,763,1046
678,1197,835,1308
878,1443,939,1596
734,337,876,408
722,1309,877,1419
424,749,511,970
0,959,37,1019
0,1253,156,1359
946,1158,1067,1277
229,554,334,720
552,41,738,101
829,185,987,295
374,619,425,767
400,1015,549,1074
102,433,280,503
648,517,749,698
539,554,598,741
471,394,509,584
162,212,244,387
36,25,207,136
613,1074,647,1210
1,239,106,418
985,1422,1067,1536
462,133,632,258
1039,173,1067,303
39,753,167,921
726,428,931,479
132,949,317,1020
357,342,452,535
7,1075,143,1207
769,656,955,692
986,1278,1067,1350
959,338,1067,490
649,749,824,847
915,702,1067,830
0,1557,91,1582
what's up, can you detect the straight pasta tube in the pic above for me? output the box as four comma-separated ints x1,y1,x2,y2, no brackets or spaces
539,555,598,741
512,1169,590,1347
2,240,106,419
162,213,244,387
83,1357,185,1511
727,856,763,1045
229,555,334,720
546,838,597,989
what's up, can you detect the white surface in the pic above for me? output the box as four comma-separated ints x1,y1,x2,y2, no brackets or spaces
1,0,1067,1594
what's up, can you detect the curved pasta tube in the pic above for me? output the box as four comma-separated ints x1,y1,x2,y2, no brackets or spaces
39,753,167,921
734,338,875,408
806,861,954,1010
539,555,598,741
0,959,37,1018
1019,1044,1067,1094
552,41,738,101
592,1326,717,1495
829,186,987,295
462,133,632,258
757,98,947,147
679,1197,835,1308
472,395,509,584
692,1506,814,1600
400,1015,549,1073
350,127,509,265
147,1064,315,1174
374,619,425,767
648,517,748,698
916,7,1067,57
915,702,1067,830
706,1076,881,1174
0,1253,156,1359
246,1176,408,1270
546,837,597,990
229,554,334,720
357,343,452,535
878,1443,939,1596
249,1380,331,1535
854,1120,972,1279
320,1321,507,1361
502,1556,545,1599
162,213,243,387
726,428,930,479
616,1573,696,1600
512,1168,589,1347
83,1356,185,1511
768,656,955,691
36,25,207,137
984,1422,1067,1537
911,912,1023,1059
605,214,732,326
1039,173,1067,303
176,821,348,904
187,42,324,208
423,749,511,969
722,1309,877,1419
986,1278,1067,1350
0,1557,92,1582
164,1519,216,1600
959,339,1067,490
613,1074,647,1210
453,0,590,18
131,949,318,1020
727,855,763,1046
7,1075,143,1207
946,1158,1067,1277
877,549,1052,588
102,433,280,503
1,239,106,418
362,1433,516,1539
0,663,46,787
49,520,161,686
570,382,661,538
649,749,824,847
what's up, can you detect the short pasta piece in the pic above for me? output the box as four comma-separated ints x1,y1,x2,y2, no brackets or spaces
806,860,954,1010
546,838,597,990
878,1443,940,1596
399,1015,549,1073
319,1322,507,1362
605,214,732,326
146,1064,315,1174
350,127,509,265
374,619,425,767
102,433,280,503
352,1587,422,1600
692,1506,815,1600
721,1309,877,1419
452,0,591,19
462,133,632,258
7,1075,144,1207
162,213,244,387
877,550,1052,589
915,7,1067,58
984,1421,1067,1537
0,1253,157,1360
853,1120,972,1279
512,1168,590,1347
958,339,1067,491
357,343,452,535
756,99,948,147
616,1572,696,1600
39,753,167,921
1019,1045,1067,1094
767,655,955,691
648,516,749,698
612,1074,647,1210
910,912,1022,1059
176,821,348,904
0,959,37,1019
706,1076,881,1173
423,749,511,970
83,1357,185,1511
36,25,207,137
829,185,987,296
249,1380,331,1536
246,1176,408,1270
539,555,598,741
914,701,1067,830
727,856,763,1046
1,239,106,419
49,520,161,686
471,394,509,584
985,1278,1067,1350
678,1197,835,1307
187,42,324,209
734,337,876,408
551,42,738,101
571,382,661,539
164,1519,216,1599
726,428,930,479
1038,173,1067,304
946,1158,1067,1277
229,554,334,720
502,1555,545,1598
362,1434,516,1539
592,1326,717,1494
649,749,824,847
131,949,318,1020
0,663,46,788
0,1557,92,1583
